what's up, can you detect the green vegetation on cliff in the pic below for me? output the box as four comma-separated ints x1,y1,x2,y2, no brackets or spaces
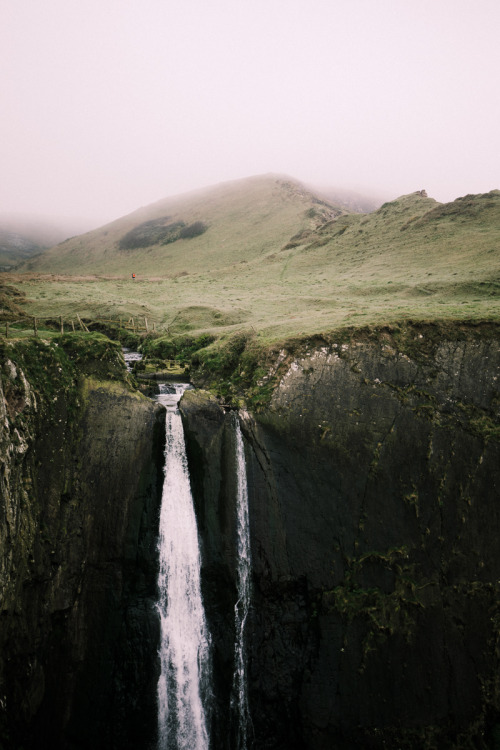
179,331,500,749
138,319,500,410
0,332,131,426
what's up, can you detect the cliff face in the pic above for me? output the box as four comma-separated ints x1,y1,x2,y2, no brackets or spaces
180,324,500,749
0,339,164,750
2,325,500,749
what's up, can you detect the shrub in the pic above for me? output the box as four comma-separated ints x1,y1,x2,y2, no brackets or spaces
179,221,208,239
118,218,207,249
118,218,185,250
141,333,215,362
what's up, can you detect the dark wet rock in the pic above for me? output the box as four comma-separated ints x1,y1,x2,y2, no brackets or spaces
2,324,500,749
180,327,500,749
0,362,164,749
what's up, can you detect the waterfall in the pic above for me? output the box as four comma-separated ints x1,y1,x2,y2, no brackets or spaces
231,412,252,750
156,384,211,750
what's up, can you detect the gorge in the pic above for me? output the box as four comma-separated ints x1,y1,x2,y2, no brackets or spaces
1,321,500,749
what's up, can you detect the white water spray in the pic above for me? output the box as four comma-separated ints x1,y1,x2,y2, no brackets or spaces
231,412,252,750
156,384,211,750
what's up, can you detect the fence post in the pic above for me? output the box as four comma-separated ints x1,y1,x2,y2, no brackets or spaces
60,316,64,334
145,317,148,332
77,315,89,332
71,320,75,332
34,318,38,337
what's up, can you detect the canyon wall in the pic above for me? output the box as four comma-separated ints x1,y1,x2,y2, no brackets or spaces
0,339,164,749
181,324,500,749
2,324,500,749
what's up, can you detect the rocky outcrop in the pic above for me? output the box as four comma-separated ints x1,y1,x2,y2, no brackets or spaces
180,324,500,749
0,340,164,749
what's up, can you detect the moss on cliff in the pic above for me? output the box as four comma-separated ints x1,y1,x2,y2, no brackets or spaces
141,320,500,414
328,546,424,644
1,331,128,393
185,323,500,748
0,333,134,451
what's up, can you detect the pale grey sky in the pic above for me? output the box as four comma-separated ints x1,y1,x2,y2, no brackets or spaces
1,0,499,225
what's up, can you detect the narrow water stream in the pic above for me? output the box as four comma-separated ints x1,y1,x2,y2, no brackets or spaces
230,412,252,750
122,347,142,371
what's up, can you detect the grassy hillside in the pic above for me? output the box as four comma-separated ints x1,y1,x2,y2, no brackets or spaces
21,175,343,276
3,177,500,356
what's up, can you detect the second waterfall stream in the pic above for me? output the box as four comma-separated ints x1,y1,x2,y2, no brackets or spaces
231,411,252,750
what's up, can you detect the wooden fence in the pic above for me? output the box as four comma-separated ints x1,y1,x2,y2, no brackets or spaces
95,316,157,333
2,314,157,338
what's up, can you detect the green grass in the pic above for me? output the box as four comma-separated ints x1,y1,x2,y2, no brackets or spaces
3,178,499,359
0,332,130,420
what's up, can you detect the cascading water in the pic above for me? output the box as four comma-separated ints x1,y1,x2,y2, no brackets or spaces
156,383,211,750
122,347,142,372
230,412,252,750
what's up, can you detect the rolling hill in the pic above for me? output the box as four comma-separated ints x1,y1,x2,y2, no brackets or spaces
6,175,500,344
20,175,345,276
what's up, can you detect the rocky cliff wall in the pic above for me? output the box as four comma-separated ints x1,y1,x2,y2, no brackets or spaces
180,324,500,749
2,325,499,749
0,338,164,750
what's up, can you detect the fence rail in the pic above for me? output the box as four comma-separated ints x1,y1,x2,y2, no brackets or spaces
94,316,157,333
2,314,157,338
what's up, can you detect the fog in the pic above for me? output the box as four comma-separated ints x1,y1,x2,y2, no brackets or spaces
1,0,499,227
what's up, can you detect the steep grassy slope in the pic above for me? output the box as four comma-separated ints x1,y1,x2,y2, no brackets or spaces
21,175,343,276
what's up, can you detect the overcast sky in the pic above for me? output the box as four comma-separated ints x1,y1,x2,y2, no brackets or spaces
1,0,499,226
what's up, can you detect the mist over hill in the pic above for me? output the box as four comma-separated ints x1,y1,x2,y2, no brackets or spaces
305,184,385,214
0,214,97,270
